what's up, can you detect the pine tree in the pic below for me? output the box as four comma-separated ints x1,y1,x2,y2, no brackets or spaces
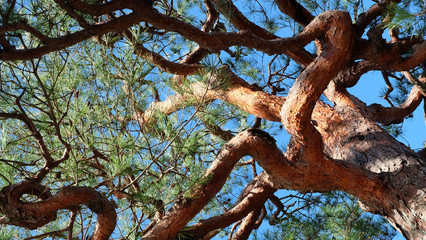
0,0,425,239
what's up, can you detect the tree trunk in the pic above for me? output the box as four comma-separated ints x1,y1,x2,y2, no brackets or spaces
317,86,426,239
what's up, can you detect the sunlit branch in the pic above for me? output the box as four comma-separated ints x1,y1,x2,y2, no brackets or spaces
280,10,353,148
175,172,275,239
231,209,262,240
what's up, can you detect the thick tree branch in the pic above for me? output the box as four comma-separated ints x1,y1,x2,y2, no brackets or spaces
131,3,314,65
176,172,275,239
142,128,386,239
0,181,117,240
207,0,313,65
0,0,315,65
354,0,400,37
333,38,425,87
322,82,426,239
280,10,353,145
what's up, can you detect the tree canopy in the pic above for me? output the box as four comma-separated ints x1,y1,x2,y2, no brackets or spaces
0,0,425,239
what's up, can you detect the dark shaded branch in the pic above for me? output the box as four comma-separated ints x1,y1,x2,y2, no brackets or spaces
0,22,54,44
0,0,315,65
334,39,425,88
0,12,145,60
53,0,90,27
60,0,133,17
133,42,202,75
212,0,278,40
274,0,315,26
132,3,313,66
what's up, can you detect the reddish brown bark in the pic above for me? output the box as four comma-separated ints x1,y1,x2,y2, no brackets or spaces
0,180,116,240
176,173,276,239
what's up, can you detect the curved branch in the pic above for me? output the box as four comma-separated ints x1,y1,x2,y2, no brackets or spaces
333,61,379,87
367,85,424,125
0,0,315,65
0,13,144,60
388,41,426,71
202,0,219,32
0,181,116,240
280,10,354,145
334,40,426,87
142,128,386,239
207,0,313,65
176,172,275,239
132,4,314,66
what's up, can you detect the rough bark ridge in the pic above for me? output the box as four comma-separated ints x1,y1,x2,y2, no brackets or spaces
0,0,425,239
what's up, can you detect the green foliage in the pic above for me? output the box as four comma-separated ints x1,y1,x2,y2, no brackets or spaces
0,227,16,240
258,192,397,240
384,1,426,36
